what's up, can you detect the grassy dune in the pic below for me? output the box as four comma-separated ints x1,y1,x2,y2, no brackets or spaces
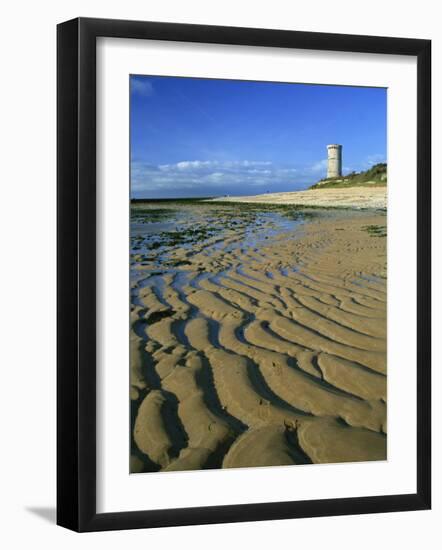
310,163,387,189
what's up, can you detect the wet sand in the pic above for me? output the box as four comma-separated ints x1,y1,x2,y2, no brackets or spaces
130,203,387,472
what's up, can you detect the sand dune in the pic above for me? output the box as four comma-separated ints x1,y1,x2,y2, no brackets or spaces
130,205,387,472
209,186,386,209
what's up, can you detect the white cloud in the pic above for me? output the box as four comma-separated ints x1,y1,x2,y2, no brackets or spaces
177,160,213,170
309,159,328,174
207,172,225,180
131,159,320,194
131,78,154,97
159,160,272,172
364,153,386,167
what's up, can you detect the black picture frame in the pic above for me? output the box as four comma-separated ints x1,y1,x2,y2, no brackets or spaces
57,17,431,532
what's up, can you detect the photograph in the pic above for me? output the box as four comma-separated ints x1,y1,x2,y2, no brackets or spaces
0,0,435,541
129,75,388,474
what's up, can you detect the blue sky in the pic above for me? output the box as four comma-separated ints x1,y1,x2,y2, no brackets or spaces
130,75,386,199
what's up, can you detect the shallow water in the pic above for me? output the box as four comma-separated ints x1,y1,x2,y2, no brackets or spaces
130,202,307,278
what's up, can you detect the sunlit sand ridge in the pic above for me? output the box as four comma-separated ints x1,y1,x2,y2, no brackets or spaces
210,186,387,209
130,203,387,473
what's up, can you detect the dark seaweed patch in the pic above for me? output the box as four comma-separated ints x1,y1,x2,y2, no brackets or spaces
362,224,387,237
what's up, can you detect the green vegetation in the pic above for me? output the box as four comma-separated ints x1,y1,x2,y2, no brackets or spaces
362,224,387,237
310,163,387,190
131,207,176,223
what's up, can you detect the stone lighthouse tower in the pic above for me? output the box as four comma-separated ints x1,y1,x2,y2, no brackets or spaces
327,144,342,178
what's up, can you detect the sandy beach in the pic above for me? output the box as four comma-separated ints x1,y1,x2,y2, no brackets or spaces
130,202,387,472
210,186,387,209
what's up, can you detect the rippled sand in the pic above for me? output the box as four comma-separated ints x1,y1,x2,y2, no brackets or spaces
130,203,387,473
